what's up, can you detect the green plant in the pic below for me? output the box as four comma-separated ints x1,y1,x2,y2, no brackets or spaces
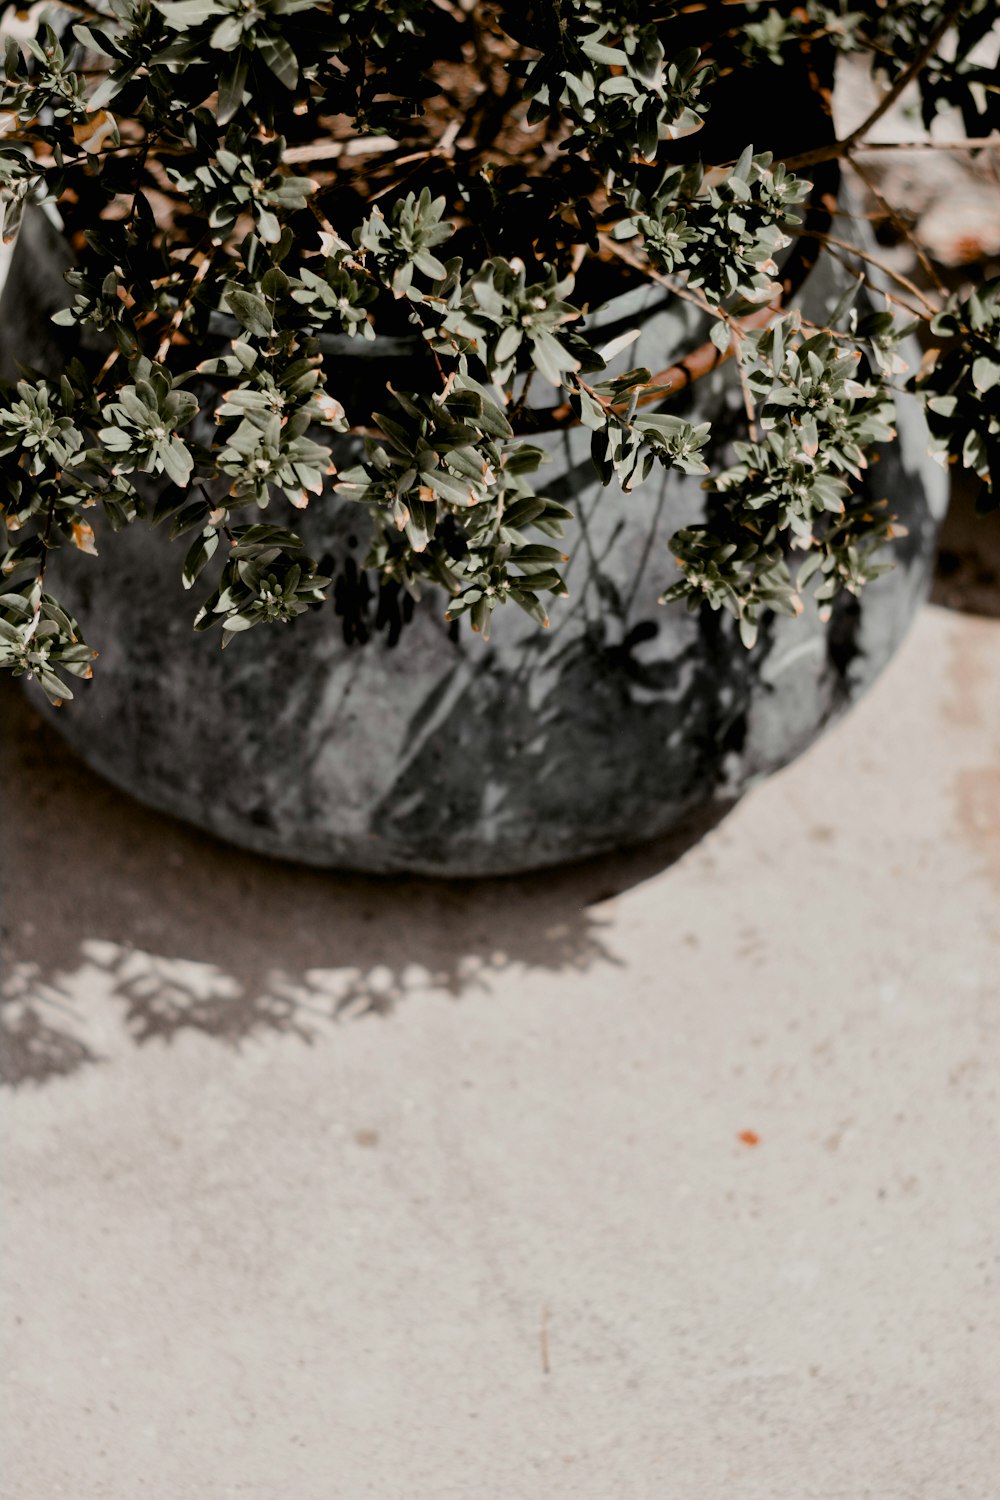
0,0,996,702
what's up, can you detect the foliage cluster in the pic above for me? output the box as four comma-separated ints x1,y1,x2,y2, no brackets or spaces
0,0,997,700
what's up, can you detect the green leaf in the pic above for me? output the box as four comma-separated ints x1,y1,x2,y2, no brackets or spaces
226,288,274,337
156,0,225,26
580,36,626,67
182,528,220,588
160,438,193,487
230,524,302,555
972,357,1000,394
72,23,123,57
261,266,290,300
211,14,244,49
256,31,299,89
217,48,249,125
529,329,578,385
709,320,731,354
170,499,210,539
739,613,758,648
494,324,522,367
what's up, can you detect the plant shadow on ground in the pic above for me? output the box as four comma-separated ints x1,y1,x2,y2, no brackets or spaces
1,676,733,1088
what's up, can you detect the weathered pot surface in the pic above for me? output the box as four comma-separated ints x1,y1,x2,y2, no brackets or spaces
3,210,946,876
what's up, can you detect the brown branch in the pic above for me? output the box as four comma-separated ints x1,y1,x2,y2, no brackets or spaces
634,301,778,410
795,228,940,314
535,298,778,432
198,483,235,545
780,0,969,170
599,233,714,317
156,248,216,362
849,136,1000,152
819,242,928,320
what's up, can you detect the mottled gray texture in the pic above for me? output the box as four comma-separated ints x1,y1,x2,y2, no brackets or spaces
4,605,1000,1500
2,211,947,874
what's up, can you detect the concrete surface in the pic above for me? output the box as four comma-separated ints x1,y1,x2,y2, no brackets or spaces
2,599,999,1498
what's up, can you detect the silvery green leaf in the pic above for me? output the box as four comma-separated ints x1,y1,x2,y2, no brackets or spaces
709,320,731,354
182,528,220,588
225,288,273,337
256,31,298,89
972,357,1000,393
216,49,249,125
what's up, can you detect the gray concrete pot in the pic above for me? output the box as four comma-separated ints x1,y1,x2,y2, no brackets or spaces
2,209,946,875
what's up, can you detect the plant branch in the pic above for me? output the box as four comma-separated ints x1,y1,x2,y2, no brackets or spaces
780,0,968,170
847,157,947,297
198,483,235,544
790,228,939,315
849,136,1000,152
819,242,929,320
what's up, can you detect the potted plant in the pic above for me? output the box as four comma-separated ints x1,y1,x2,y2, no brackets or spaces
0,0,996,874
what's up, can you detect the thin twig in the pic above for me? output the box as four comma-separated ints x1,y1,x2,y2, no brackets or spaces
198,483,235,544
848,136,1000,153
600,233,714,317
820,241,928,320
156,248,215,361
508,367,536,423
791,228,939,315
847,157,947,297
600,232,780,416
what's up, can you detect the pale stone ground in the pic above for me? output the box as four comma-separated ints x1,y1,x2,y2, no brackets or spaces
2,600,999,1500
